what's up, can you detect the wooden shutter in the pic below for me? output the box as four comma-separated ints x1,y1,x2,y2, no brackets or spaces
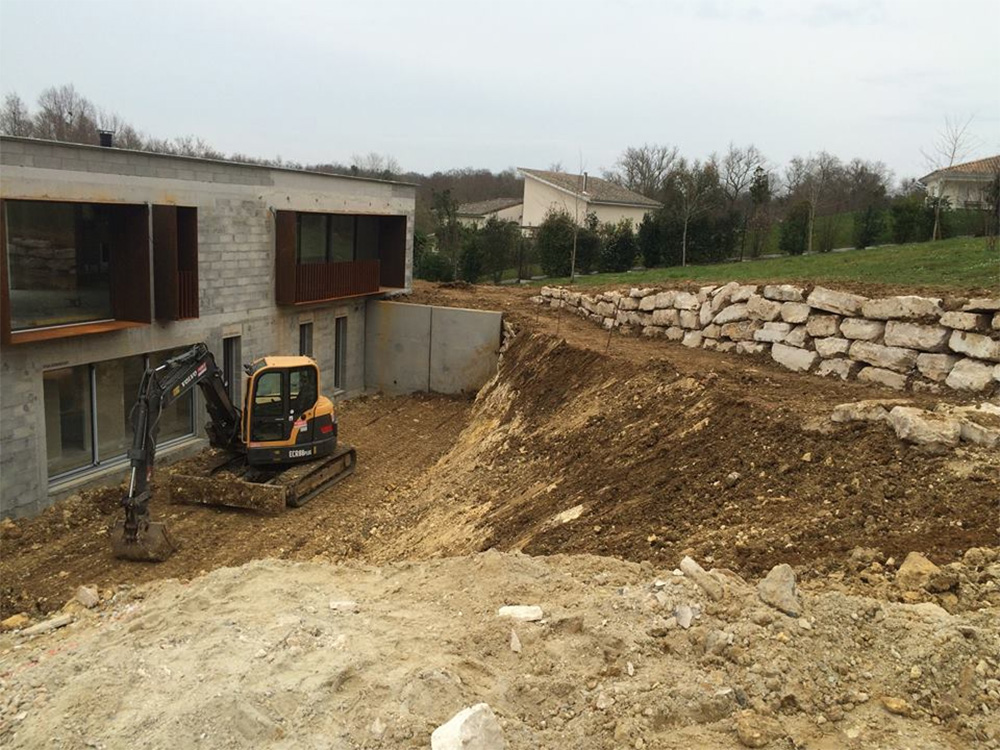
152,205,179,320
275,210,297,305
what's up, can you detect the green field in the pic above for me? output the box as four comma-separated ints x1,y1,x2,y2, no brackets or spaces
540,236,998,292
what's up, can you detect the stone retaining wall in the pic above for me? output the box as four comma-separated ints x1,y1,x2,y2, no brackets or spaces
535,282,1000,394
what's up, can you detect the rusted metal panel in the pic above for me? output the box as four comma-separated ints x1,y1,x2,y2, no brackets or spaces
110,204,152,323
295,259,380,303
8,320,146,345
152,204,179,321
177,207,199,319
377,215,407,289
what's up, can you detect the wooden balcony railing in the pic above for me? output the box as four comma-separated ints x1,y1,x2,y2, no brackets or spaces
178,269,199,319
294,259,381,304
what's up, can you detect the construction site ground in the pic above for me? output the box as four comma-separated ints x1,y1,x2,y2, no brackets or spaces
2,280,998,749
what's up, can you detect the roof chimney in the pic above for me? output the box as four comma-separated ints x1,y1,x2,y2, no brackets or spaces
98,130,114,148
583,172,589,193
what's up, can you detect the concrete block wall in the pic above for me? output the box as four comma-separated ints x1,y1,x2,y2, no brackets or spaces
0,137,415,519
536,283,1000,395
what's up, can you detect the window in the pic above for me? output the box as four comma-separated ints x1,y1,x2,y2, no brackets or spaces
334,316,347,391
251,370,285,442
2,199,151,340
299,322,313,357
290,366,317,415
222,336,242,407
43,349,195,480
294,213,363,264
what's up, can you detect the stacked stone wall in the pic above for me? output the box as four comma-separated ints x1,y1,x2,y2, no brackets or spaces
535,282,1000,395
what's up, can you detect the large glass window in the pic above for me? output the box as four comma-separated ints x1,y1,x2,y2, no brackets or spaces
295,213,359,263
6,201,115,330
329,215,355,263
297,213,329,263
43,349,195,480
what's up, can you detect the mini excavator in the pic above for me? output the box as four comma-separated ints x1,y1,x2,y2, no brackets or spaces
111,343,356,562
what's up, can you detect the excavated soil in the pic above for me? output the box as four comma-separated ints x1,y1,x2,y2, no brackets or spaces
2,280,998,749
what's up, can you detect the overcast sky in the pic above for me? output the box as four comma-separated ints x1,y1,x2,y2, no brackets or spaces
1,0,998,181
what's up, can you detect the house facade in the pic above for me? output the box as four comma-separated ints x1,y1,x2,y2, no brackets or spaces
920,155,1000,210
519,168,660,231
456,197,523,228
0,136,415,518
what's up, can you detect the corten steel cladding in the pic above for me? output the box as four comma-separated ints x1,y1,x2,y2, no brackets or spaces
110,520,176,562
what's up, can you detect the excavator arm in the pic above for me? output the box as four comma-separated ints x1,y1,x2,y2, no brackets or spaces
113,343,243,561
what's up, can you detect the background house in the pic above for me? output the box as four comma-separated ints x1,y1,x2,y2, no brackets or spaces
456,197,523,228
519,168,661,231
920,155,1000,209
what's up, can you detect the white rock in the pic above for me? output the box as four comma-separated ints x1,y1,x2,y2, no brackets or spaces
888,407,961,447
817,359,860,380
651,308,679,327
711,281,741,311
21,614,74,636
948,330,1000,362
945,358,996,391
940,311,989,331
509,629,522,653
682,331,703,348
714,303,749,325
735,341,766,355
746,295,784,322
731,284,757,302
849,341,918,373
619,296,639,311
673,291,700,310
805,315,841,338
763,284,805,302
431,704,507,750
702,338,718,351
956,414,1000,447
74,586,100,609
641,326,662,337
720,320,761,341
497,605,543,621
862,296,943,320
754,322,792,343
771,343,818,372
784,325,812,348
780,302,811,324
831,399,910,423
638,295,657,312
962,297,1000,313
994,313,1000,331
857,366,908,390
329,600,360,613
883,321,950,352
674,604,694,629
757,564,801,617
665,326,685,341
680,556,724,601
679,310,700,329
807,286,867,316
702,323,721,339
814,337,851,358
839,318,885,341
915,353,959,382
699,300,715,327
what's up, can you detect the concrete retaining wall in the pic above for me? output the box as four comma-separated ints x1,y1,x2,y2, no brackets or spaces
536,283,1000,395
365,301,502,395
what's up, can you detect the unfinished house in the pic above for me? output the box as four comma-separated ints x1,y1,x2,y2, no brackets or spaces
0,136,415,517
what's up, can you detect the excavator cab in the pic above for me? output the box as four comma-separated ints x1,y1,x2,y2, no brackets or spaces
243,357,339,465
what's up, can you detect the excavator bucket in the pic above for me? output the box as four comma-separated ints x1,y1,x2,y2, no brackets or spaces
110,520,176,562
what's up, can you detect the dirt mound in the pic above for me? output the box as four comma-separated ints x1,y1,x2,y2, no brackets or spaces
3,552,997,749
374,332,999,594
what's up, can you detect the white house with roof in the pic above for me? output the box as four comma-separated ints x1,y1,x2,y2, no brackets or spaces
518,168,661,231
456,197,523,228
920,155,1000,210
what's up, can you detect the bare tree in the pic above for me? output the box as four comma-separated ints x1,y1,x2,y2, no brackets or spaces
351,151,401,178
0,93,33,136
785,152,842,253
97,109,146,149
33,84,98,144
675,158,720,266
719,143,765,259
921,115,978,241
607,144,679,199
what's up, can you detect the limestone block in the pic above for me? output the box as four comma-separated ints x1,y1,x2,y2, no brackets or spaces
673,291,700,310
915,353,959,382
698,285,717,302
754,322,792,343
720,320,761,341
638,295,657,311
699,300,715,327
817,359,861,380
731,284,758,302
651,308,679,327
771,342,818,372
619,296,640,311
945,358,995,391
641,326,664,337
630,287,655,298
735,341,766,355
883,321,950,352
805,315,841,338
814,337,851,358
948,330,1000,362
857,366,908,390
713,303,749,325
839,318,884,341
806,286,866,316
431,704,506,750
849,341,918,373
831,398,910,422
665,326,685,341
717,341,736,353
940,311,989,331
702,338,718,350
762,284,805,302
710,281,740,311
888,406,961,448
780,302,811,324
679,310,701,329
596,301,616,318
784,325,811,348
862,295,943,320
994,313,1000,330
962,298,1000,313
682,330,703,348
653,290,677,309
702,323,721,339
746,294,783,322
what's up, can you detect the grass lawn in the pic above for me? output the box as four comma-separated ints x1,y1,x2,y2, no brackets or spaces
540,236,999,292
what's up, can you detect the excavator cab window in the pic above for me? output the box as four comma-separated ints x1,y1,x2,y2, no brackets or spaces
250,370,287,442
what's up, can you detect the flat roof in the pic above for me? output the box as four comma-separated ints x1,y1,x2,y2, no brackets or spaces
0,135,418,189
